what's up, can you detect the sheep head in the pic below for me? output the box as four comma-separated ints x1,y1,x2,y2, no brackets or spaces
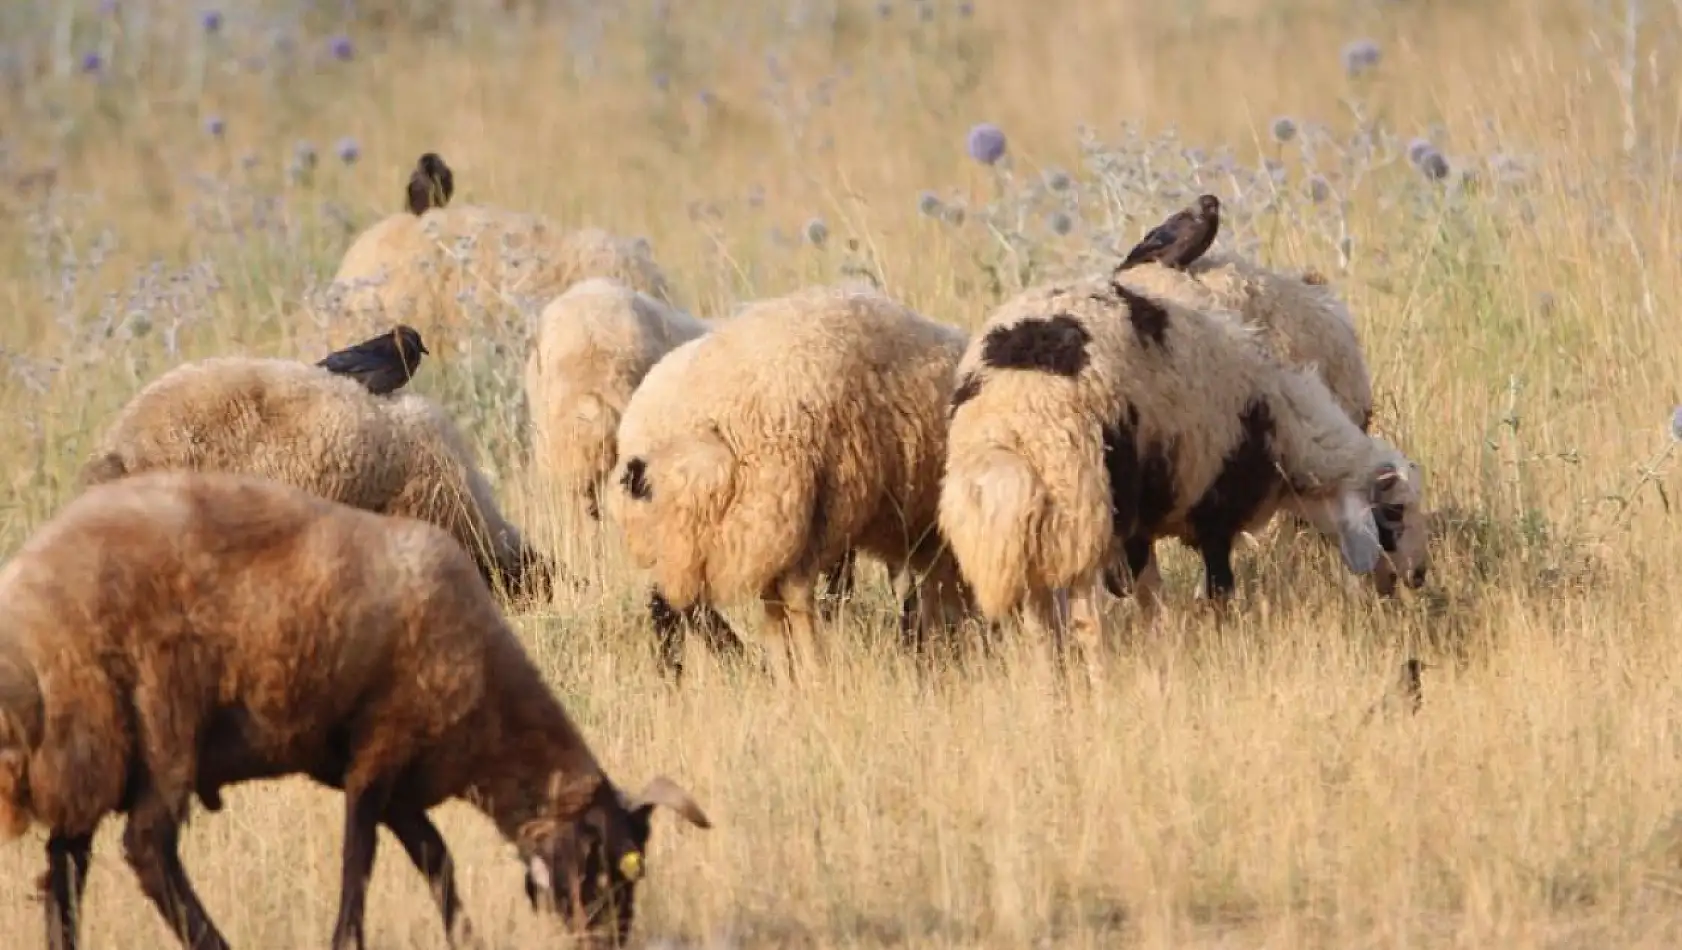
1327,456,1429,593
519,771,710,945
1368,460,1429,595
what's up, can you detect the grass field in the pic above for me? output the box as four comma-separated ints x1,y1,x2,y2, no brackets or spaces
5,0,1682,946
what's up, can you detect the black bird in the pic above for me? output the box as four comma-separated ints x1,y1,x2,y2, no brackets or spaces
1115,193,1221,272
316,325,430,396
405,152,454,216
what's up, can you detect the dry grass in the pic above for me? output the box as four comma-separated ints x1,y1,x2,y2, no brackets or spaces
5,0,1682,946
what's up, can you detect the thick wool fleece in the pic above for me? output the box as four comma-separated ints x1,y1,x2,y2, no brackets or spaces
605,283,968,623
330,206,675,336
1116,250,1372,428
79,356,543,596
939,275,1407,621
525,277,711,518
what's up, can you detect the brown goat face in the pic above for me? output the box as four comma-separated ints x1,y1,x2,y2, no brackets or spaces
1368,461,1429,595
521,774,711,946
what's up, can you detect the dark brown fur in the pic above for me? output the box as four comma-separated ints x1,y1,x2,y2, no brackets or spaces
0,472,708,950
406,152,454,216
978,314,1091,377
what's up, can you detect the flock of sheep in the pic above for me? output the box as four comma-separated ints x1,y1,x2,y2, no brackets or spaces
0,152,1431,949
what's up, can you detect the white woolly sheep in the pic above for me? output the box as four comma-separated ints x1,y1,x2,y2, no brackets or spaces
938,275,1428,655
524,277,712,522
330,205,676,335
1111,252,1427,601
0,470,709,950
78,356,554,601
603,284,973,677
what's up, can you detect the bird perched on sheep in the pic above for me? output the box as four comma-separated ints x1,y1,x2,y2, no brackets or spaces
406,151,454,215
938,276,1427,656
1116,194,1221,272
525,277,712,522
329,156,677,342
1114,250,1429,600
77,356,554,602
604,284,973,677
317,323,431,396
0,470,710,950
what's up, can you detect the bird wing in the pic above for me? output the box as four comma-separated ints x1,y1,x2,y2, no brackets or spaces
1121,220,1180,267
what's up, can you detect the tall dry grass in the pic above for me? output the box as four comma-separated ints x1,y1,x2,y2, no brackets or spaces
4,0,1682,946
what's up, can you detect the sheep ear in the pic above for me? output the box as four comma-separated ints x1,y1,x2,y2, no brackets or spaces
1371,464,1401,500
1336,490,1382,575
631,775,712,830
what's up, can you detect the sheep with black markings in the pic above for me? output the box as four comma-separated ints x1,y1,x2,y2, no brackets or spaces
79,356,554,602
1112,252,1428,601
604,284,973,677
0,470,709,950
938,276,1427,655
525,277,712,522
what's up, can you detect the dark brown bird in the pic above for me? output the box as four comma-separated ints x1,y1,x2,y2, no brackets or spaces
1115,193,1221,272
405,152,454,216
316,325,430,396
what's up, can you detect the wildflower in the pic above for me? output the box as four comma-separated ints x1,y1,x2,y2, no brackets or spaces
958,1,973,17
965,122,1007,165
1270,116,1297,144
200,10,223,34
1418,150,1450,181
1341,39,1381,78
917,191,943,217
1308,175,1332,203
1406,137,1435,165
328,35,354,61
1044,168,1071,192
805,217,829,247
81,51,104,74
335,137,360,165
204,115,226,138
1048,211,1073,236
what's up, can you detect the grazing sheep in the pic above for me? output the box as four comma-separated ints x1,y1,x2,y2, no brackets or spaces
0,470,710,950
1114,251,1429,600
604,284,972,676
78,356,553,601
329,161,675,338
317,323,431,396
938,276,1427,655
525,277,711,522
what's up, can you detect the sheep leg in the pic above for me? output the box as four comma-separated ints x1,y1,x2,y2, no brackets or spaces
819,548,859,621
41,832,94,950
648,587,748,676
384,808,476,948
122,783,229,950
330,775,397,950
762,577,821,681
1065,574,1109,684
1198,536,1238,602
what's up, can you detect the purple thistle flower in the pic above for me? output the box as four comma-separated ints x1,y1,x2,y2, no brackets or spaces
328,35,354,61
99,0,120,15
804,217,829,248
1670,406,1682,442
1270,116,1297,144
1307,175,1331,203
1406,137,1435,165
1417,150,1450,181
917,191,943,217
335,137,360,165
1341,39,1381,78
958,2,973,17
80,51,104,74
965,122,1007,165
200,10,223,34
1048,211,1073,236
204,115,226,138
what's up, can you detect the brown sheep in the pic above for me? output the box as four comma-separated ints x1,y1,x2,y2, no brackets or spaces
0,470,710,950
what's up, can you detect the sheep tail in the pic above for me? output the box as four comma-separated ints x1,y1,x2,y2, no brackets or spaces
0,649,43,841
938,446,1050,620
77,451,128,488
617,431,738,607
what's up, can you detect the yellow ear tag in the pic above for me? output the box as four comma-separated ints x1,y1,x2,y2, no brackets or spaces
618,850,644,881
